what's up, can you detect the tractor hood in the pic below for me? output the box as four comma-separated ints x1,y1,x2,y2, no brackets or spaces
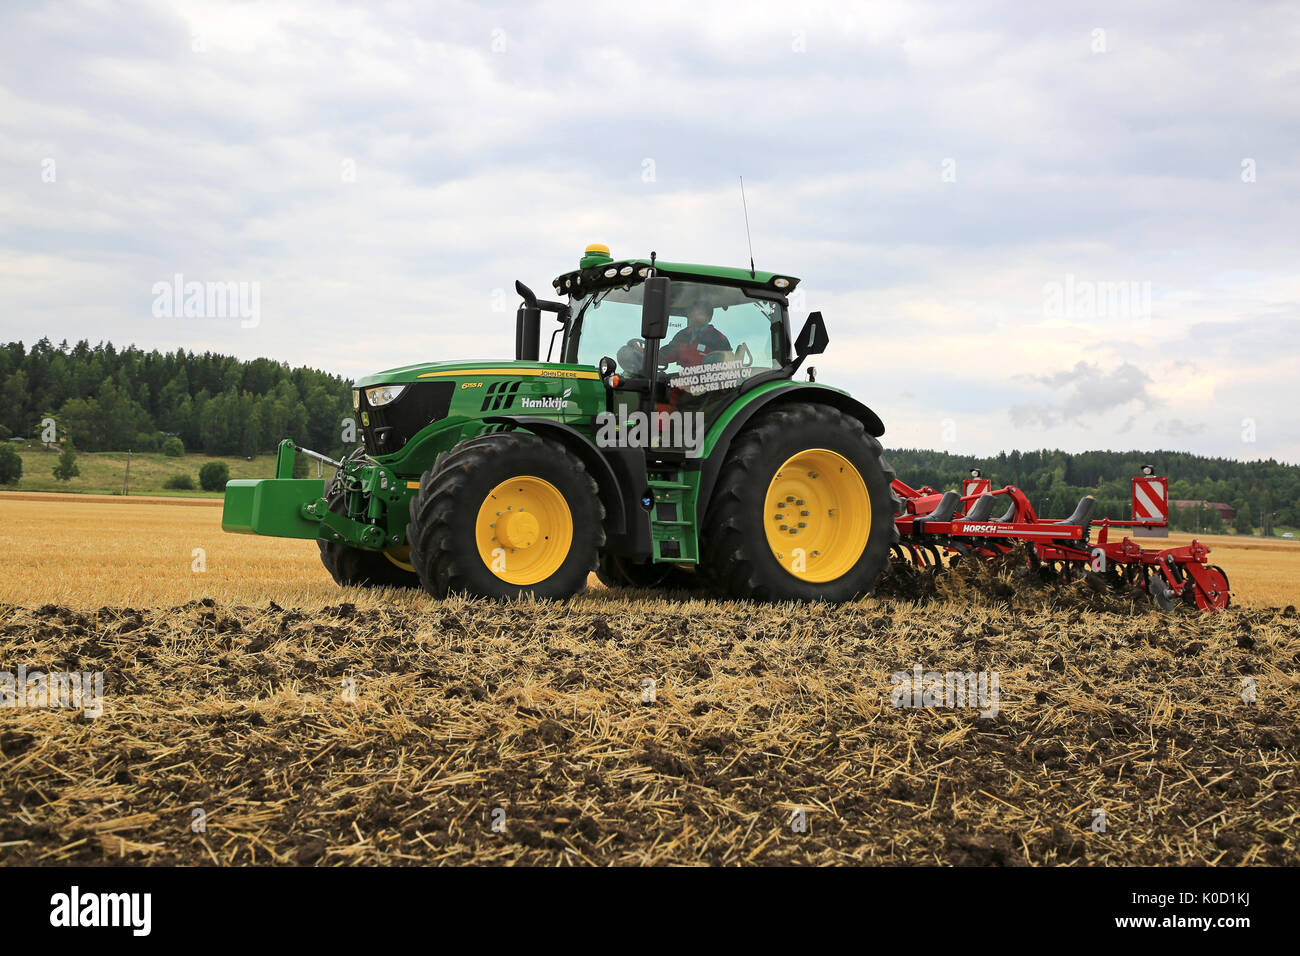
351,360,602,457
355,360,599,389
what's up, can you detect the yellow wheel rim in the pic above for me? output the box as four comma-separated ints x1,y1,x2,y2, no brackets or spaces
763,448,871,583
475,476,573,585
383,546,415,573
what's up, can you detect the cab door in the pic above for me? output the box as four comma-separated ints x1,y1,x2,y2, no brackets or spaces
654,287,789,455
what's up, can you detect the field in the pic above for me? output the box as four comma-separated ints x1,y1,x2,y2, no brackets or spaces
1,493,1298,865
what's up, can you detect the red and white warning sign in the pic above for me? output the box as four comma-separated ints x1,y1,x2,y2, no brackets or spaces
962,478,991,499
1131,475,1168,523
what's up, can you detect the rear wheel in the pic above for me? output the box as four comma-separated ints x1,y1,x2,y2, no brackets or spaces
407,433,604,599
702,404,899,601
317,485,422,589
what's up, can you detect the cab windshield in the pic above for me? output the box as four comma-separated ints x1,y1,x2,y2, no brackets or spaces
566,280,786,379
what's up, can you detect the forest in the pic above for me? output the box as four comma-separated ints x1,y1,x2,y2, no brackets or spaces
0,338,353,459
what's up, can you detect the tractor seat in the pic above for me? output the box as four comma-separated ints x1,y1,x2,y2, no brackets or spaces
913,491,961,533
962,494,996,522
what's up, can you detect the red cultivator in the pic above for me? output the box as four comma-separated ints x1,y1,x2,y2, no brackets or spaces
889,469,1231,611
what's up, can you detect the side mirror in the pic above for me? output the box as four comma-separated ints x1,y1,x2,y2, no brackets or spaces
641,276,671,340
794,310,828,357
598,356,616,379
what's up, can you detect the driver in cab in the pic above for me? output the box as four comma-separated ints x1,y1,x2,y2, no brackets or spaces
660,304,731,367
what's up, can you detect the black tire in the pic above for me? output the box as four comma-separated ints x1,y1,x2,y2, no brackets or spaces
317,485,422,589
701,404,900,601
407,432,604,599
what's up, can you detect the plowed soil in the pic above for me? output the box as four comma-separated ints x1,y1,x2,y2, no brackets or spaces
2,557,1297,865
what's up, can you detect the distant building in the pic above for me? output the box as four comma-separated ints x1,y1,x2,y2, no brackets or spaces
1172,499,1235,521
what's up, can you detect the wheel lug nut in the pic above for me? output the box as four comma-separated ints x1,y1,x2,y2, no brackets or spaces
800,510,810,516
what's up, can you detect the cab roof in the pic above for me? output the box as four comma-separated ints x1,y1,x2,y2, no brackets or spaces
551,245,800,298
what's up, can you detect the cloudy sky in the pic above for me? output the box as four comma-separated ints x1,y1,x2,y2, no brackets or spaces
2,0,1297,462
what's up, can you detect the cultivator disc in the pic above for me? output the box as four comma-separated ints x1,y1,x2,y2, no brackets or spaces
1192,564,1231,611
1147,573,1176,611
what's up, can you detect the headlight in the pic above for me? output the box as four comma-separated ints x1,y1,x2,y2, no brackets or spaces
352,389,360,412
364,384,407,407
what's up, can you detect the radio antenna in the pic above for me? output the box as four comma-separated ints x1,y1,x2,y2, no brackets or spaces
739,176,756,278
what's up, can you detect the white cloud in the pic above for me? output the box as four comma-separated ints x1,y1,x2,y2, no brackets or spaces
0,0,1297,462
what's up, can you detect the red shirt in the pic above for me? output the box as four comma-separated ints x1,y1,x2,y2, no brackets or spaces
661,323,732,367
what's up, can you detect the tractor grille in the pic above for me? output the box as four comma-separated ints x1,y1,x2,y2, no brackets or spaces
360,382,454,455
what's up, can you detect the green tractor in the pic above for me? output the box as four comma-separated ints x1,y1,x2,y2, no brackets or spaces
222,244,899,600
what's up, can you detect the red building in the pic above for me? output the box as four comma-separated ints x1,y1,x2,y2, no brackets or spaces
1172,500,1235,521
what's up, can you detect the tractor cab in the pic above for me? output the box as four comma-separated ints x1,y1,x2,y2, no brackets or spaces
542,244,805,450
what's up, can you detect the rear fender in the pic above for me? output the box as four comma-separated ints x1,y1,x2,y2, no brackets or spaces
697,383,887,518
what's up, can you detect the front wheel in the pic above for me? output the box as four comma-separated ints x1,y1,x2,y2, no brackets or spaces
407,433,604,599
701,404,899,601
